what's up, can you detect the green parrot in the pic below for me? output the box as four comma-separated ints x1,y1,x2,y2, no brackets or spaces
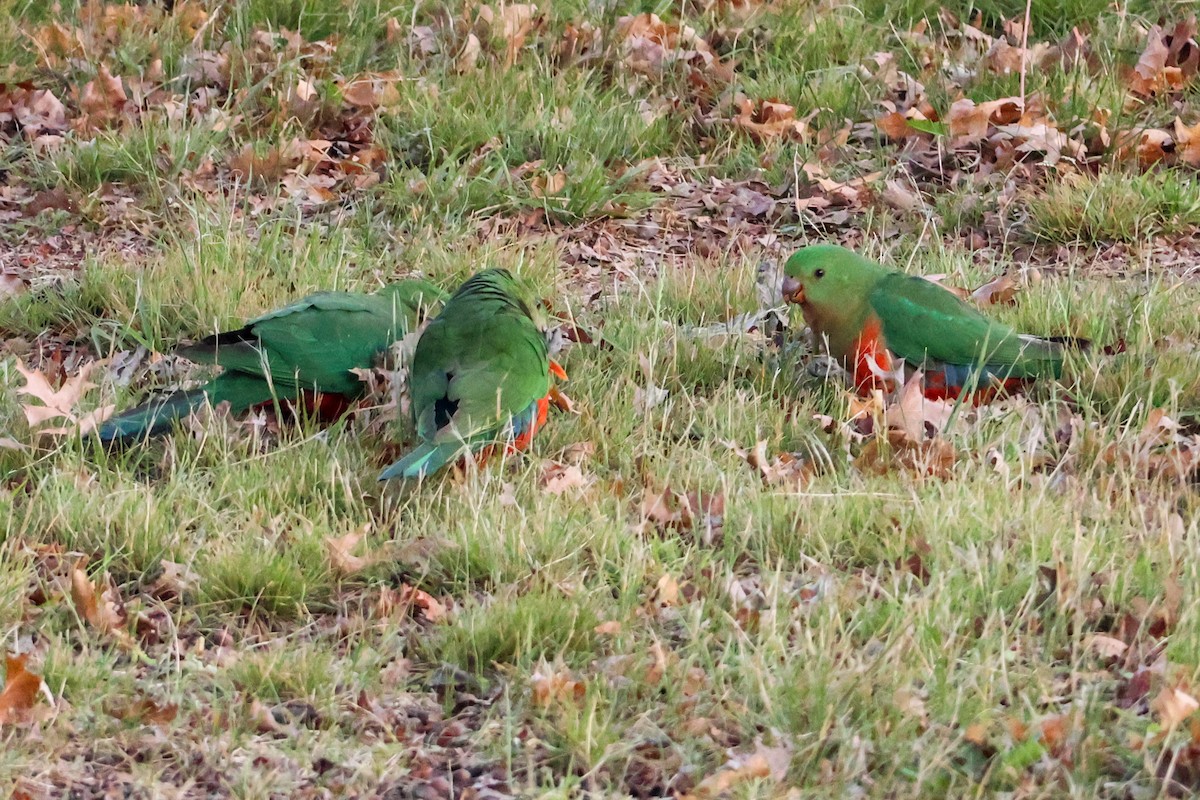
379,268,565,480
782,244,1081,400
97,279,445,445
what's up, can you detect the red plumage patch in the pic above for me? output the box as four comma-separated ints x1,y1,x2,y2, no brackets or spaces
848,319,1029,404
251,390,354,423
849,317,897,395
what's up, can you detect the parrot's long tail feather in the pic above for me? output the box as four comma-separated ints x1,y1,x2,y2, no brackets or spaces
379,441,471,481
96,373,271,446
1042,335,1092,351
96,389,212,445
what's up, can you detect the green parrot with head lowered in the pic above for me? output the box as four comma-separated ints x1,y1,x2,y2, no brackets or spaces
379,268,566,480
782,244,1082,401
97,279,445,445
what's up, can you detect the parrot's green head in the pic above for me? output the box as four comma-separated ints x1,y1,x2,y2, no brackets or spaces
781,244,887,311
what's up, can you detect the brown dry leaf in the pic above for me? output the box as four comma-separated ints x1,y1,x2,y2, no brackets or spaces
880,179,926,214
856,430,957,479
531,170,567,197
920,274,970,300
540,463,588,495
107,696,179,726
148,559,199,600
971,275,1019,306
228,141,304,184
964,722,989,746
398,583,448,622
1130,26,1186,98
1153,686,1200,728
1124,127,1176,166
0,654,45,725
1,273,27,299
877,110,914,140
1086,634,1128,659
78,63,130,128
70,559,133,647
653,573,681,606
727,440,812,488
886,371,957,442
594,620,622,635
15,360,98,428
640,487,682,529
1173,117,1200,166
684,738,792,799
489,3,540,67
948,97,1022,143
733,98,808,142
456,33,482,73
530,662,586,707
326,529,371,576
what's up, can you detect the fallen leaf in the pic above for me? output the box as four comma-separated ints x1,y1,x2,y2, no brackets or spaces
733,98,808,142
948,97,1022,143
456,33,482,74
530,661,586,707
684,738,793,799
70,558,132,647
0,273,26,298
78,63,129,128
971,274,1019,306
397,583,447,623
856,430,957,479
0,654,45,725
325,529,371,575
0,436,28,452
726,440,812,488
1086,634,1127,659
540,463,588,494
531,170,567,197
1130,26,1186,98
651,573,682,607
1174,117,1200,166
490,3,540,67
1153,686,1200,728
594,620,622,635
886,371,957,442
15,360,99,429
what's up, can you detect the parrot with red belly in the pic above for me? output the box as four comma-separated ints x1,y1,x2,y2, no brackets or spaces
782,244,1081,401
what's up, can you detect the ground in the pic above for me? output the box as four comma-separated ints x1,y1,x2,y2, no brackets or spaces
1,0,1200,797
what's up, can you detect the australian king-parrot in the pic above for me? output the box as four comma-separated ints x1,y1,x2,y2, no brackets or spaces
782,244,1081,401
97,279,445,444
379,268,566,480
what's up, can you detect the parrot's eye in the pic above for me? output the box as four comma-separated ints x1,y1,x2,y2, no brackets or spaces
813,269,825,279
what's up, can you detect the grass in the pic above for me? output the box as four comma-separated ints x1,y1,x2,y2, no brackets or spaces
2,0,1200,797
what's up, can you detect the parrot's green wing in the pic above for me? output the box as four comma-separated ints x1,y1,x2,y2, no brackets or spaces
99,280,445,445
868,273,1065,379
179,280,444,396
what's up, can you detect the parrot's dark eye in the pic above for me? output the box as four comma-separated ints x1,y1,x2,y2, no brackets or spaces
814,269,825,279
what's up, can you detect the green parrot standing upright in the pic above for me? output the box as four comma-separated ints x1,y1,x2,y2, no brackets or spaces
379,268,566,480
782,244,1082,401
97,279,445,445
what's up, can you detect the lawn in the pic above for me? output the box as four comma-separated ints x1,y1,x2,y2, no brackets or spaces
1,0,1199,797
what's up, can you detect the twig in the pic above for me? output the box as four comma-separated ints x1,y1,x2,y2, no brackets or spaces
1019,0,1033,107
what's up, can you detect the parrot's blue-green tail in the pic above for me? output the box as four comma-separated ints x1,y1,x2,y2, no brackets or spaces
378,440,472,480
96,373,270,446
96,389,212,445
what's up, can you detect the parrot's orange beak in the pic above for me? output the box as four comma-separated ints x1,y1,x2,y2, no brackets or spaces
782,276,805,305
